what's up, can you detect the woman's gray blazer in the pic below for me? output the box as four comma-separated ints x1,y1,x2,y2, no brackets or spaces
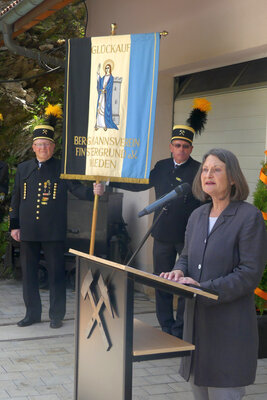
174,201,267,387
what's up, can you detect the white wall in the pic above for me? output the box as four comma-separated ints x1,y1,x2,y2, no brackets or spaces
87,0,267,75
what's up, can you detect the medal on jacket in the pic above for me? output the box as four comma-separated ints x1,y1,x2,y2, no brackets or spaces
41,180,51,205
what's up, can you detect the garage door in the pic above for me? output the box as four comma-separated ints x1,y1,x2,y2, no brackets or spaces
174,88,267,203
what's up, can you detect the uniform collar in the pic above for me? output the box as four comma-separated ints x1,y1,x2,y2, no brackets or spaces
173,156,192,168
35,156,54,166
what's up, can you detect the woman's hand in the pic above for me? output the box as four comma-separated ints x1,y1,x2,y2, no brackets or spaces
178,277,200,286
160,270,184,282
160,270,200,286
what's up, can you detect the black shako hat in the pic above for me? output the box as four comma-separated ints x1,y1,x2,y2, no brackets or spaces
171,98,211,144
33,104,62,143
33,124,55,142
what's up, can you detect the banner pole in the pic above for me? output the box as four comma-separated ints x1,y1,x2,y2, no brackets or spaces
89,25,117,255
89,180,99,255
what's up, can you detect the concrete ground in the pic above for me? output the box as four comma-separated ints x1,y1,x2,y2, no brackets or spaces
0,279,266,400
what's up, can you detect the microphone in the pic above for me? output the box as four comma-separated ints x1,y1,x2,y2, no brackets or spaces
138,183,191,217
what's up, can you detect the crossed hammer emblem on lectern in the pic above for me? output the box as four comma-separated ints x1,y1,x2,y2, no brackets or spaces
81,270,114,351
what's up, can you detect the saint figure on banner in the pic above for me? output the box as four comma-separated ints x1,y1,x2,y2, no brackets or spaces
95,61,119,131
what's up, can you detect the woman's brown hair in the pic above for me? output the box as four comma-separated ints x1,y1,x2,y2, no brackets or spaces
192,148,249,202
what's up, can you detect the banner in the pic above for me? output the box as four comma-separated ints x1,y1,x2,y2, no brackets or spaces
61,33,160,183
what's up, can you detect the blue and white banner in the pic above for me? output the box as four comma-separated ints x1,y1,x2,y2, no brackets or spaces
61,33,160,183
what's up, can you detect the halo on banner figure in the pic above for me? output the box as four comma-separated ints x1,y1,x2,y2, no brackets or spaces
95,59,119,131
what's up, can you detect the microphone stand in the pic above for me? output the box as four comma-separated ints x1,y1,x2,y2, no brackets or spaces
126,206,167,266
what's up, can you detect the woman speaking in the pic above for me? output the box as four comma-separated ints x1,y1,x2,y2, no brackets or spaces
161,148,267,400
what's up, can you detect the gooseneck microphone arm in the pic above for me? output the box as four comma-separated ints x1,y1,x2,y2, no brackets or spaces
126,206,167,266
138,183,191,217
126,183,192,266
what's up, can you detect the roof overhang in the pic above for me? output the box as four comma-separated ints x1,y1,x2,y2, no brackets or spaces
0,0,74,46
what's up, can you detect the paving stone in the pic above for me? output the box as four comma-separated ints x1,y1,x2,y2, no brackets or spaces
166,392,194,400
169,373,186,382
0,372,24,381
40,375,72,385
133,368,154,378
0,280,266,400
134,360,154,369
29,396,60,400
0,397,28,400
143,374,177,385
146,366,178,375
21,371,52,379
254,374,267,384
62,383,74,393
132,387,150,398
169,381,192,392
145,395,170,400
142,383,175,395
132,377,150,387
34,384,70,396
0,380,17,389
6,387,40,396
246,383,267,394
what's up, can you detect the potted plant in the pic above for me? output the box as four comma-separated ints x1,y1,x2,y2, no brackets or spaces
253,152,267,358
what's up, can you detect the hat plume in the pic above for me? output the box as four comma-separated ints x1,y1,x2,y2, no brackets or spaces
186,98,211,135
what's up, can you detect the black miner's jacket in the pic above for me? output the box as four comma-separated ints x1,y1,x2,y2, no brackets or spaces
9,157,93,241
113,156,201,243
149,157,200,242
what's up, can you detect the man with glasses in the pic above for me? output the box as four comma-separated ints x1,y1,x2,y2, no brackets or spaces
113,98,211,337
10,123,104,329
112,125,201,338
146,126,201,338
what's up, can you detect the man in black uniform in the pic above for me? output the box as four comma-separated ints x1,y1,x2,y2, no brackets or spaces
149,127,201,337
113,99,211,337
0,160,9,223
9,120,104,329
116,128,200,337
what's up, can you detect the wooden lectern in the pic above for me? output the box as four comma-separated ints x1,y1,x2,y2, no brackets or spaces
71,249,218,400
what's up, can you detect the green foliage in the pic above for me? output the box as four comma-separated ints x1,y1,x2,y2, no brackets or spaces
31,86,53,115
0,160,17,277
0,218,12,279
256,269,267,315
0,1,87,277
254,180,267,212
253,161,267,314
